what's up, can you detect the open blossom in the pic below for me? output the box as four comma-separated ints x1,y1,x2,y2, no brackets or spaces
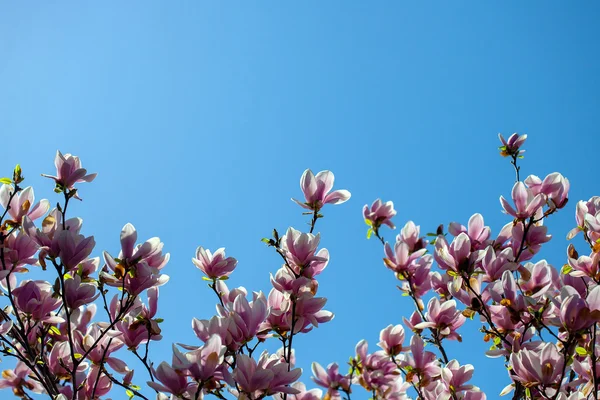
0,185,49,225
233,352,301,398
172,335,227,383
102,223,170,295
292,169,350,211
192,247,237,279
41,150,97,194
148,361,191,396
434,232,472,275
383,239,428,275
510,342,564,388
526,173,570,209
354,340,401,394
399,335,441,387
311,362,351,400
438,360,476,399
414,298,466,341
363,199,396,230
448,213,491,251
500,182,546,220
12,280,62,322
0,230,38,278
64,274,99,308
0,361,43,396
498,133,527,157
378,324,405,356
281,227,327,271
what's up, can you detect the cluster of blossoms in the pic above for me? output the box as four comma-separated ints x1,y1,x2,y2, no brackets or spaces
1,133,599,400
316,132,596,400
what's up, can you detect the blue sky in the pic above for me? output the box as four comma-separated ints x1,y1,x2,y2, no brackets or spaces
1,2,600,398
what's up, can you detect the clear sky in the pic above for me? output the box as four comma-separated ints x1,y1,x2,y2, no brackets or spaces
1,2,600,399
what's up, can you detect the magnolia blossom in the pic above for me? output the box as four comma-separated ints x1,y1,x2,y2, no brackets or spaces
291,169,350,211
12,280,62,322
311,362,351,400
0,185,49,225
192,247,237,279
378,324,405,356
500,182,546,220
232,352,301,398
448,213,491,251
498,132,527,157
363,199,396,230
510,343,564,388
41,150,97,194
414,298,466,341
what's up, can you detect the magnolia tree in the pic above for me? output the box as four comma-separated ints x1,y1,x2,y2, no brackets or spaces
0,135,598,400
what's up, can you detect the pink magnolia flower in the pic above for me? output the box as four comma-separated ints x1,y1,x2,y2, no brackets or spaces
192,246,237,279
0,361,43,396
438,360,476,399
311,362,352,400
354,340,401,395
498,133,527,157
228,291,269,344
398,221,428,252
281,227,327,272
0,185,49,225
378,324,405,356
434,233,472,275
233,352,301,398
41,150,97,195
47,341,88,380
172,335,227,382
383,239,428,275
102,223,170,295
448,214,491,251
480,246,516,282
567,254,599,279
399,335,441,387
567,197,600,240
363,199,396,230
414,298,466,341
0,230,39,278
55,229,96,270
500,182,546,220
526,173,570,209
148,361,191,396
12,280,62,322
192,315,238,350
510,342,563,388
292,169,350,211
79,324,127,372
64,274,99,308
510,223,551,261
518,260,554,298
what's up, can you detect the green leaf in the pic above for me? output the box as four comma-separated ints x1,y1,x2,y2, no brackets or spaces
74,353,83,360
366,228,373,239
49,326,61,335
218,276,229,280
575,346,588,356
0,177,12,185
126,389,135,399
261,238,270,244
155,318,164,323
63,273,73,280
201,276,213,281
525,388,531,398
130,384,141,391
364,218,373,227
561,264,573,275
